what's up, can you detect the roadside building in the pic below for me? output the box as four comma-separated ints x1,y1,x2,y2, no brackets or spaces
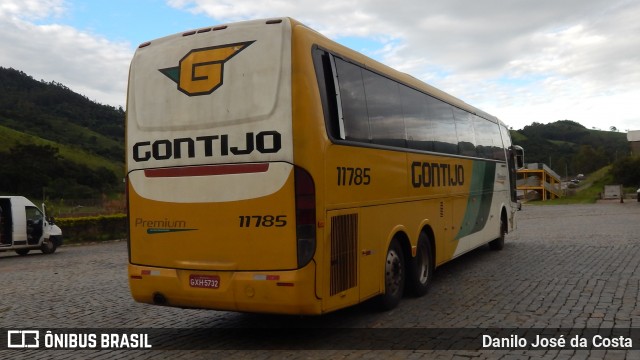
628,130,640,156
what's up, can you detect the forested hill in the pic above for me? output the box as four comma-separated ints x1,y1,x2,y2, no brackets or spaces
0,67,124,160
0,67,124,199
510,120,629,177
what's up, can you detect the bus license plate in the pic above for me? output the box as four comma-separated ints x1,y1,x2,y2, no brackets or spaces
189,275,220,289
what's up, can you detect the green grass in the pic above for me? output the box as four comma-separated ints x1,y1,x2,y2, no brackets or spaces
0,124,123,176
510,131,528,143
548,139,576,146
528,166,613,205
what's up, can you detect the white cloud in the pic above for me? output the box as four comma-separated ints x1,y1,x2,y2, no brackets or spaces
2,0,639,130
166,0,396,39
168,0,640,130
0,0,132,107
0,0,65,20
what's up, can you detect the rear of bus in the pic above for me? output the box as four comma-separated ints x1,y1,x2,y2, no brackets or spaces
126,19,320,314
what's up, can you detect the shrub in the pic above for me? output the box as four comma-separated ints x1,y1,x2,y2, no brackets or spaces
56,214,126,243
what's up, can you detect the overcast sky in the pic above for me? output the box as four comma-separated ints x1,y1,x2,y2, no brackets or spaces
1,0,638,131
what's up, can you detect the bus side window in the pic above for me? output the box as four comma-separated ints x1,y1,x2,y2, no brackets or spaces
429,98,458,155
312,48,341,140
474,115,504,160
401,86,433,152
453,108,477,157
332,57,371,143
361,68,406,148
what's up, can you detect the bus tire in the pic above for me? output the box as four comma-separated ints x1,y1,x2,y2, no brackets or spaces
41,239,57,254
489,215,506,251
15,249,30,256
407,232,433,297
375,239,405,310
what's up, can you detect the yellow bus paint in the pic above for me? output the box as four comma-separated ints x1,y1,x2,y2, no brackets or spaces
127,18,519,315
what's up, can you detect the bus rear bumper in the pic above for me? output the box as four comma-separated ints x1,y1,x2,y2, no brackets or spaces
128,262,322,315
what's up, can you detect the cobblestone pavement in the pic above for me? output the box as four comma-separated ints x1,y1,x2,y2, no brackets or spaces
1,202,639,359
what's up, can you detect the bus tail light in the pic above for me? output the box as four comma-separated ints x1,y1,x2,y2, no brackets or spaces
295,166,316,268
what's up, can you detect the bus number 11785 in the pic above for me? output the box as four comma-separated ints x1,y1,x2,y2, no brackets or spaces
238,215,287,228
337,167,371,186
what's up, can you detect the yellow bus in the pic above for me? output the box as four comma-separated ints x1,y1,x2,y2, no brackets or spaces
127,17,522,315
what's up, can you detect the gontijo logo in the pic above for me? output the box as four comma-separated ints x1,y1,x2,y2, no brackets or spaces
159,41,255,96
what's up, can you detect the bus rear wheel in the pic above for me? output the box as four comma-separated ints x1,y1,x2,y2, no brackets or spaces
407,232,433,297
376,239,405,310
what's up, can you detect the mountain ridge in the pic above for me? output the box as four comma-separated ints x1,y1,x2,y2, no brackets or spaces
510,120,629,177
0,67,124,199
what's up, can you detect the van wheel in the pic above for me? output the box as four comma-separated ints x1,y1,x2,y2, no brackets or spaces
15,249,30,256
375,239,405,310
41,239,57,254
489,216,506,251
407,232,433,297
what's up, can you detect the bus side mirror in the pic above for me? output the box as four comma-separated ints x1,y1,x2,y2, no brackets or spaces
512,145,525,169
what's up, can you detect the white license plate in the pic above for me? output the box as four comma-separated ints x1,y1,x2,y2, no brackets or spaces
189,275,220,289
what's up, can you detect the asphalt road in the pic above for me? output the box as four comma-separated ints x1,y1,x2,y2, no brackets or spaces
1,202,640,359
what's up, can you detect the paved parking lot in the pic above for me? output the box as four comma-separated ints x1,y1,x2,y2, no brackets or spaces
1,202,639,359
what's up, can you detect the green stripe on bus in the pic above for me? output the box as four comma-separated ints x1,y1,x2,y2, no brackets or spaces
147,228,198,235
455,161,496,240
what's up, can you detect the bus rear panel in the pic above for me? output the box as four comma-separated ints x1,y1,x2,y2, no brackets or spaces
127,19,322,314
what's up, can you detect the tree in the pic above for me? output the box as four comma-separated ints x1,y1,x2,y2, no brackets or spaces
573,145,608,174
610,156,640,186
0,143,119,199
0,144,58,196
610,126,618,132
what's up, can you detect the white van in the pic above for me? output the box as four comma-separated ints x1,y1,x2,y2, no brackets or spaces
0,196,63,256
